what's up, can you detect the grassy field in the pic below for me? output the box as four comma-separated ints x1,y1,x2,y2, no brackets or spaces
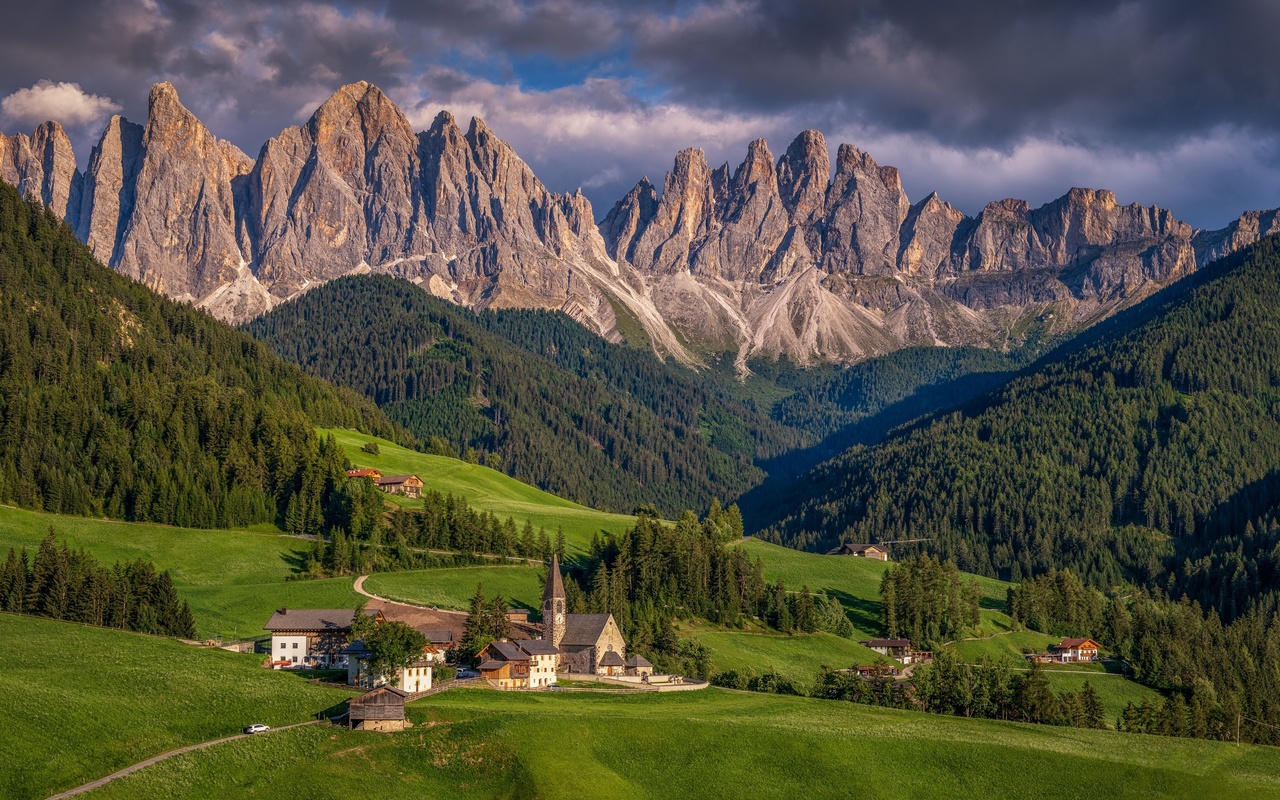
320,428,638,552
363,565,545,611
689,628,885,687
0,506,362,640
85,687,1280,800
0,613,355,800
735,537,1013,641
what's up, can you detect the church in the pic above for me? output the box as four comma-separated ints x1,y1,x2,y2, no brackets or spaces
542,553,627,675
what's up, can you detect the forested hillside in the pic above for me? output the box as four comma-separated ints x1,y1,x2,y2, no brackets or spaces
764,234,1280,612
247,275,801,515
0,181,408,529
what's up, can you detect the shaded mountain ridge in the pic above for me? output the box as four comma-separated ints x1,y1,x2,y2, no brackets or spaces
3,80,1278,367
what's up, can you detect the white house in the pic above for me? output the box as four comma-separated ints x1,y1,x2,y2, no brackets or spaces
263,607,379,669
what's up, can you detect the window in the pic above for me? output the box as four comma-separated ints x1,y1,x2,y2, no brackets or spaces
292,656,298,663
292,642,298,649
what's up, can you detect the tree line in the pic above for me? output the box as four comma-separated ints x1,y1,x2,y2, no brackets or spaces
0,530,196,638
1007,565,1280,745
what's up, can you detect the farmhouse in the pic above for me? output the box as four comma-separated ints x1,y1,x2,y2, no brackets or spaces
347,685,408,731
825,542,889,561
860,638,918,663
263,607,380,669
376,474,424,498
346,468,382,480
1053,637,1101,663
345,631,450,691
542,553,628,674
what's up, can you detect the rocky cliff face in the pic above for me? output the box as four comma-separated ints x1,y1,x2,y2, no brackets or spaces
4,82,1278,369
604,129,1271,366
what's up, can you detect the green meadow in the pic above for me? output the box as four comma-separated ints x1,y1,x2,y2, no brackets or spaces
320,428,639,552
690,628,885,686
0,613,355,800
0,505,361,640
86,687,1280,800
363,565,545,611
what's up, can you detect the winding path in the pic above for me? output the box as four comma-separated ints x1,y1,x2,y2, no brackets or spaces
45,721,320,800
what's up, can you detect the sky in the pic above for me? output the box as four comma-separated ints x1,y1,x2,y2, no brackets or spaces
1,0,1277,229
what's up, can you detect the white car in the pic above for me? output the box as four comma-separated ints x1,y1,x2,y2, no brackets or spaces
243,724,270,734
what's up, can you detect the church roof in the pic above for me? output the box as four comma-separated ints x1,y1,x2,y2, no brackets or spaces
543,553,565,605
560,613,613,646
625,654,653,668
598,650,626,667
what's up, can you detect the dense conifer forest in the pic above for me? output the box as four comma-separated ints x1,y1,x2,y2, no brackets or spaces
246,275,802,515
1,531,197,639
763,234,1280,605
0,183,408,530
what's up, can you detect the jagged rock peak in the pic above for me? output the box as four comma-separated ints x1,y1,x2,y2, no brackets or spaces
777,129,830,228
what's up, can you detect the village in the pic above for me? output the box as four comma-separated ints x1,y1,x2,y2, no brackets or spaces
262,540,1104,732
264,554,702,731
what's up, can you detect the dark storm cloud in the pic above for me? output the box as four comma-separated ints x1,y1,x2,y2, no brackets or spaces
633,0,1280,149
0,0,1277,228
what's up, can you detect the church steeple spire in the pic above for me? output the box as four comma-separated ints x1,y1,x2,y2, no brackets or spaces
542,552,566,648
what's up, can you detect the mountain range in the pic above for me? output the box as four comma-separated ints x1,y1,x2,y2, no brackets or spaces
3,81,1278,367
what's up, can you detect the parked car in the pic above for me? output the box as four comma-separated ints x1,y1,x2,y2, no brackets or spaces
243,723,270,734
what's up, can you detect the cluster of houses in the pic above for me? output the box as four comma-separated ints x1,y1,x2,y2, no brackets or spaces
859,638,932,665
345,468,424,499
475,554,654,688
263,555,663,730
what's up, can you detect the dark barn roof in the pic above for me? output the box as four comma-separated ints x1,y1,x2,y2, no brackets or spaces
264,608,375,633
483,640,530,662
519,639,560,656
861,638,911,648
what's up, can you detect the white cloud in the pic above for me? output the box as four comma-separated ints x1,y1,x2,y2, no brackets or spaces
1,80,121,130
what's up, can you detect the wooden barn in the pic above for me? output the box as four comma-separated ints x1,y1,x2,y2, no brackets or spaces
348,686,409,732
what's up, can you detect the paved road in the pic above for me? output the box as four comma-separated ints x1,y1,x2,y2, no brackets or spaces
45,720,320,800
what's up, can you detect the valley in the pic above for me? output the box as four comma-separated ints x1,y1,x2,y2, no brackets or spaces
2,74,1280,797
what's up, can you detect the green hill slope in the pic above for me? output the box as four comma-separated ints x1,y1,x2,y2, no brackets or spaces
0,613,354,799
764,234,1280,602
0,506,361,639
322,427,637,551
248,274,801,516
85,689,1280,800
0,181,405,530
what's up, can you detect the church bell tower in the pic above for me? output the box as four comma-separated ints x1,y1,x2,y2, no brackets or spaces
542,552,566,648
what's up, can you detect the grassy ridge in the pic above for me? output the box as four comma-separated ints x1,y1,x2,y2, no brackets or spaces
0,506,361,640
320,428,638,552
88,688,1280,800
0,614,354,800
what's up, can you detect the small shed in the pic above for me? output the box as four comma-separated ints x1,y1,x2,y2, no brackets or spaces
348,686,409,732
625,654,654,678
